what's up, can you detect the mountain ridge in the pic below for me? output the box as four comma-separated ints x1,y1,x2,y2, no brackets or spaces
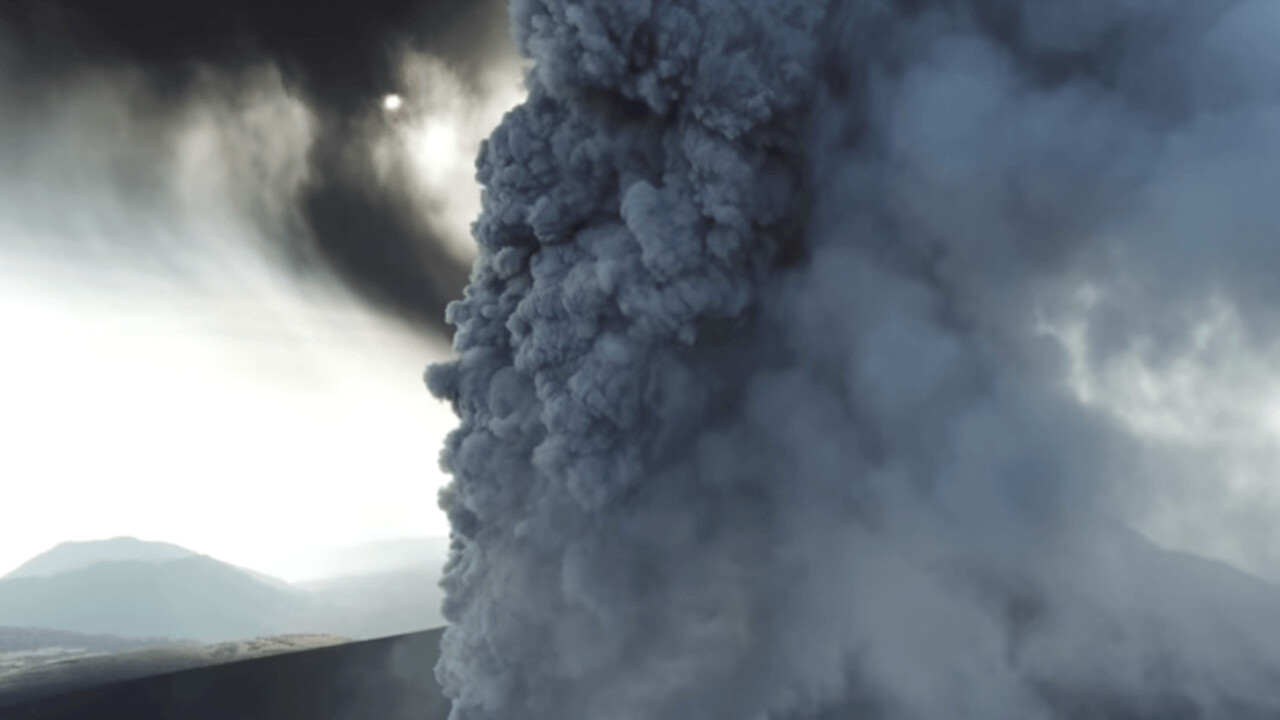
0,555,311,643
2,537,196,580
0,536,449,643
3,537,297,594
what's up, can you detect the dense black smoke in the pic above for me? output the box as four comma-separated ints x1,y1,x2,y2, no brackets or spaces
431,0,1280,718
0,0,509,334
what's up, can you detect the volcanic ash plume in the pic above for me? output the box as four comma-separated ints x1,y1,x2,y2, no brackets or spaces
430,1,1280,718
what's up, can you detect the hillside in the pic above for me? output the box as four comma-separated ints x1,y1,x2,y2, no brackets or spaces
0,633,351,711
0,556,311,643
0,627,184,654
0,629,447,719
300,565,446,638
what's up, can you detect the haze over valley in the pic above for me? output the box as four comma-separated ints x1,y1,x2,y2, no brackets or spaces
0,534,449,695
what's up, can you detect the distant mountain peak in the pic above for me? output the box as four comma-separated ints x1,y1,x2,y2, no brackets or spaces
2,537,198,580
0,554,312,643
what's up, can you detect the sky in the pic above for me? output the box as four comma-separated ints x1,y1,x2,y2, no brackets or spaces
0,263,456,580
0,0,520,581
4,0,1280,603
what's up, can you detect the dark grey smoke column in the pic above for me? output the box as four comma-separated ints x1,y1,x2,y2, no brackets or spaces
431,0,1280,718
428,2,828,718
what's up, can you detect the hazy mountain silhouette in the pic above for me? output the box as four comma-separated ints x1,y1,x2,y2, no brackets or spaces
0,556,311,643
299,565,445,639
4,537,296,593
290,536,448,638
0,537,447,646
3,538,197,580
0,538,448,716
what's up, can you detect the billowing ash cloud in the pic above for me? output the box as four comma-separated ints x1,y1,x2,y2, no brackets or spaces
431,1,1280,718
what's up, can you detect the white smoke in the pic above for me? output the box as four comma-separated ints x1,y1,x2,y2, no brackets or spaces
369,51,526,263
431,1,1280,718
0,46,317,285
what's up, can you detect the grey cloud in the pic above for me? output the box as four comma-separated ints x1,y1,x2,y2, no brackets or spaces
0,2,515,335
430,1,1280,718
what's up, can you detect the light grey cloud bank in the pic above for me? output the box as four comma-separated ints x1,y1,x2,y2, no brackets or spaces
430,1,1280,718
